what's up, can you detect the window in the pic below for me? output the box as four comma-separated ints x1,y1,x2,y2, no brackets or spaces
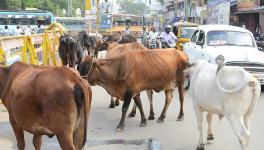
191,30,200,43
197,31,205,45
207,31,254,47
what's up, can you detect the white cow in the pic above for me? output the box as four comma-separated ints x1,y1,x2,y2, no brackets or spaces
185,60,261,150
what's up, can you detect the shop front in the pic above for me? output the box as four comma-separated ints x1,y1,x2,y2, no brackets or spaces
236,0,261,33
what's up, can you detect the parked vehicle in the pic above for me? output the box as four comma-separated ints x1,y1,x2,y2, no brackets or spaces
184,25,264,85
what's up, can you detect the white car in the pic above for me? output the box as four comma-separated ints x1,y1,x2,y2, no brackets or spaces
184,25,264,85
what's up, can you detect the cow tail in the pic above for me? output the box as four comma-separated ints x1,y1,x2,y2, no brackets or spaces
74,84,87,148
244,77,260,124
67,39,71,67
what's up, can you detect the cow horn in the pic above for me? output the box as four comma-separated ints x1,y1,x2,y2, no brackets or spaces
117,35,122,43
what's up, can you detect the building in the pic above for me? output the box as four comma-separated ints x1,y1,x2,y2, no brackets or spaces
163,0,207,24
235,0,263,33
207,0,230,25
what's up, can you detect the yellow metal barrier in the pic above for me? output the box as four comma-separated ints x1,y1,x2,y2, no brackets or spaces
0,30,61,66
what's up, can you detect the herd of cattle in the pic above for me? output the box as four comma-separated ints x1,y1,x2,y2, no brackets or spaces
0,31,261,150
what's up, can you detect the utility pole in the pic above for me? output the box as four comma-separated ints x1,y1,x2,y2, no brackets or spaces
67,0,72,17
96,0,100,33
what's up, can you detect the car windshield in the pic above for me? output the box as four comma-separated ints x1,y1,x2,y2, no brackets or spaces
207,31,254,47
180,27,197,38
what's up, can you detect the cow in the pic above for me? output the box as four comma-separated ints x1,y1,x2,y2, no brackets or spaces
103,33,137,44
58,31,96,68
105,42,157,120
0,62,92,150
78,49,188,131
184,60,261,150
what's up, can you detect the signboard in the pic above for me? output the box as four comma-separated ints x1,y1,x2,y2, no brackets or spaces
207,0,230,25
101,1,112,13
237,0,260,11
85,0,91,15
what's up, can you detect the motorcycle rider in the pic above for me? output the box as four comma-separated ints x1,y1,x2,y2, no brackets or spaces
148,26,161,48
160,25,177,47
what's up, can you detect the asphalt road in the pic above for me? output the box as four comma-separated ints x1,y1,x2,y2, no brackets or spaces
0,86,264,150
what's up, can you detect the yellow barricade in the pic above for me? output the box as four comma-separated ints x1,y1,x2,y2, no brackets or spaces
0,30,62,66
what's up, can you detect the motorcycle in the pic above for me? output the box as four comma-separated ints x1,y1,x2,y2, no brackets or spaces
160,38,176,48
148,38,159,49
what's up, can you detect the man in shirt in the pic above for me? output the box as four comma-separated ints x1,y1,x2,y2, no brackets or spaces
148,26,161,48
160,25,177,46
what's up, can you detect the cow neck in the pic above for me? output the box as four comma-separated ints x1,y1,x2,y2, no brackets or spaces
96,65,117,89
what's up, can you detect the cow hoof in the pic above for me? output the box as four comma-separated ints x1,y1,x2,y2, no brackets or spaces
196,145,205,150
177,117,184,121
115,127,124,132
207,135,214,141
148,116,155,120
128,113,136,118
140,121,147,127
109,104,115,108
157,118,164,123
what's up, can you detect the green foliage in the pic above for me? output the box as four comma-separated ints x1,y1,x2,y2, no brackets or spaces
159,0,164,5
119,1,149,15
0,0,21,10
21,0,36,8
0,0,85,17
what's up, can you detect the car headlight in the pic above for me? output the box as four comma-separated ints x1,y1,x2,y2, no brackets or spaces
215,55,225,65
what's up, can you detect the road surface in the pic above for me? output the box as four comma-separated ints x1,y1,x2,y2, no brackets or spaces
0,86,264,150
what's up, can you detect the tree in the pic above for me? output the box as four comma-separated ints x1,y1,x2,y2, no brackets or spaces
158,0,164,5
0,0,21,10
0,0,85,17
21,0,36,9
119,1,149,15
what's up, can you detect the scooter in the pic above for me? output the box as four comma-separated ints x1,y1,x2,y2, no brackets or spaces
160,38,176,48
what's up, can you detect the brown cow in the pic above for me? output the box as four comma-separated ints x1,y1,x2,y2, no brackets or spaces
0,62,92,150
105,42,157,120
78,49,188,131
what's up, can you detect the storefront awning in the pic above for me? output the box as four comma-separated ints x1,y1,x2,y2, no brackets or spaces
236,6,264,13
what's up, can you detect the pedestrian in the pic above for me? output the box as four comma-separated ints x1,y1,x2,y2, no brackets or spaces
24,25,32,35
12,26,21,36
1,25,11,36
255,24,262,36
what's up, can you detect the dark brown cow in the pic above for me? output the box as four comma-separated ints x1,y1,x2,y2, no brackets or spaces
0,62,92,150
78,49,188,131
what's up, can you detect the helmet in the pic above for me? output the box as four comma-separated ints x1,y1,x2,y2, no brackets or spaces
165,25,171,29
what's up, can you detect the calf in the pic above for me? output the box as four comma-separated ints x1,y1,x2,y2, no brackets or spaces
79,49,188,131
185,61,260,150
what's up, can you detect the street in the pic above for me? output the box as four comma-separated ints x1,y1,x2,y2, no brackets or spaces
1,86,264,150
